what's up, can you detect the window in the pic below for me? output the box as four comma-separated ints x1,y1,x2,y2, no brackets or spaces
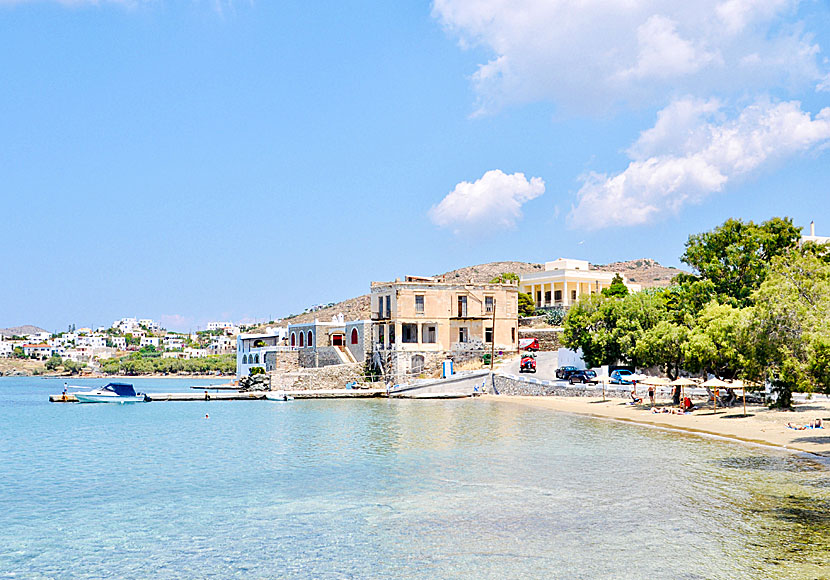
411,354,425,375
485,327,493,343
299,332,304,347
485,296,494,313
307,331,313,347
554,290,562,301
402,323,418,343
544,291,551,304
377,296,383,317
511,327,515,342
458,327,468,343
290,333,296,347
385,295,391,318
388,324,395,344
242,355,248,364
350,328,359,345
415,294,425,314
571,290,577,300
422,325,437,343
253,354,259,363
457,295,467,317
536,290,542,303
378,324,385,345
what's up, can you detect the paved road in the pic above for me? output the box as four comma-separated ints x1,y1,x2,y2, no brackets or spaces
497,351,562,382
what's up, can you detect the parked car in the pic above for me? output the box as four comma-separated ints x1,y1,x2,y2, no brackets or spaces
519,353,536,373
568,369,598,384
519,338,540,351
556,366,579,379
610,369,634,384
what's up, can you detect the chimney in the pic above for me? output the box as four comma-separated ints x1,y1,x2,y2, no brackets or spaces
811,221,815,237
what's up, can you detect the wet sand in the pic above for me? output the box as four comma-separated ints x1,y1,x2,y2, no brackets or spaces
493,395,830,457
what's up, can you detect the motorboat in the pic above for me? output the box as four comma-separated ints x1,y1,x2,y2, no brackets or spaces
264,390,294,402
73,382,147,404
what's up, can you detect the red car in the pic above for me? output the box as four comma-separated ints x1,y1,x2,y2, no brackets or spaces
519,338,539,351
520,353,536,373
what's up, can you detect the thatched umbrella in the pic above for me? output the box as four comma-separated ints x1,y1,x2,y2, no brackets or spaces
670,377,697,409
594,372,612,402
701,377,730,414
643,376,672,404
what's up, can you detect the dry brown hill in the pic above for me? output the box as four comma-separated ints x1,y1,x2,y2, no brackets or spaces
0,325,49,338
592,258,685,287
255,259,682,331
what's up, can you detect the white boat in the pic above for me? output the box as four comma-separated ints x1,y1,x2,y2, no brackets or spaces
264,390,294,401
73,382,147,404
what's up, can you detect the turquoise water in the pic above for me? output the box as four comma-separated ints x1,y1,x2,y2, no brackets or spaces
1,377,829,579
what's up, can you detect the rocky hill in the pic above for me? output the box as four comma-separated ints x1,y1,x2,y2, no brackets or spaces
255,259,683,331
0,325,49,338
592,258,685,288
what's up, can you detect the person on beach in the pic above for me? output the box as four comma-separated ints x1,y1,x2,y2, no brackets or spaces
648,385,655,406
672,385,681,406
630,387,642,404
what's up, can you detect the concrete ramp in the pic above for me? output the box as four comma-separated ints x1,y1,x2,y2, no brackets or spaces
388,370,491,398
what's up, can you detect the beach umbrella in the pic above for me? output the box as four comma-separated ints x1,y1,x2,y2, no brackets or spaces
731,380,747,416
701,377,730,414
642,376,672,404
670,377,697,408
627,373,649,398
594,373,612,402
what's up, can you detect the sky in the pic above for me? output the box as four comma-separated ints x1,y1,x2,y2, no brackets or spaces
1,0,829,332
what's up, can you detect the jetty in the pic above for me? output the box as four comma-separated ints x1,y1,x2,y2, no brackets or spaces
50,388,387,403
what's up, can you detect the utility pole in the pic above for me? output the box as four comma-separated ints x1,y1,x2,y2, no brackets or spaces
489,298,496,372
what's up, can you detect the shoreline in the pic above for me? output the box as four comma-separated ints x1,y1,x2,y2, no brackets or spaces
491,395,830,459
33,374,234,381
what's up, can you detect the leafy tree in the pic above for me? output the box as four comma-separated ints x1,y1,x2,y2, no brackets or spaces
490,272,520,284
683,302,752,380
635,320,689,380
601,273,629,298
249,366,265,376
678,217,801,306
45,355,62,371
518,292,536,317
749,248,830,407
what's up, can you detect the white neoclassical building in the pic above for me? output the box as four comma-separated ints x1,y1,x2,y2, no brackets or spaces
519,258,641,309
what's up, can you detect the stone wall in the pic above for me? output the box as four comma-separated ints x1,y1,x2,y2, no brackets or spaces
492,374,630,397
263,350,299,372
518,328,562,352
287,363,366,390
297,347,346,368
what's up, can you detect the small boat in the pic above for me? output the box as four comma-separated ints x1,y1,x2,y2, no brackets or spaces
264,390,294,402
73,382,147,404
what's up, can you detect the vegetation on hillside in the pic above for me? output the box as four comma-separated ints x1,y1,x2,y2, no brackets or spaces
100,353,235,375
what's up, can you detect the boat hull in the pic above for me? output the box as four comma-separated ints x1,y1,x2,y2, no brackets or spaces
74,394,146,404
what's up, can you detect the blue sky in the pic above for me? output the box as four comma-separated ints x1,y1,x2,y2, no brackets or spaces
2,0,829,332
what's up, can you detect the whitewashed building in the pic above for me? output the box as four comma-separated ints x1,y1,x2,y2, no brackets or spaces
519,258,641,309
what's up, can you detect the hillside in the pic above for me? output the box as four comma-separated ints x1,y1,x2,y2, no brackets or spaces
256,259,682,331
0,325,49,338
592,258,685,288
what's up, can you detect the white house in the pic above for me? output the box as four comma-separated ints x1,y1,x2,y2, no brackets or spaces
163,336,185,350
26,332,51,342
236,328,290,377
23,344,55,359
802,221,830,246
140,337,161,348
111,336,127,350
0,339,12,358
519,258,642,309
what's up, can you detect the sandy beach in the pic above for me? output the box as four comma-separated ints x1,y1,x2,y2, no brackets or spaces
494,395,830,458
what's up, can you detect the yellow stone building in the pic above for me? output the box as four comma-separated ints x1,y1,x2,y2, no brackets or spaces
370,276,519,379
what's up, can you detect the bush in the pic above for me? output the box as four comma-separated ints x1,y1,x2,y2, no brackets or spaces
249,366,265,376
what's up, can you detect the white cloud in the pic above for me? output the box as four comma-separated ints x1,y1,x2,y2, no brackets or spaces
429,169,544,233
569,98,830,229
432,0,823,113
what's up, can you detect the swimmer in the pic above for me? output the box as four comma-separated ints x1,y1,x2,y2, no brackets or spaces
205,413,209,419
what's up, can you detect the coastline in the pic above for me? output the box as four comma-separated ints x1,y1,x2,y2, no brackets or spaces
492,395,830,458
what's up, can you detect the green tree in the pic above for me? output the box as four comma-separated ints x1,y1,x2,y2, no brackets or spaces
601,273,629,298
749,248,830,407
678,217,801,306
518,292,536,317
490,272,520,284
45,355,62,371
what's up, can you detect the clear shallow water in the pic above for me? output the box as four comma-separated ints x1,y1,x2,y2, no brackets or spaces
1,377,829,579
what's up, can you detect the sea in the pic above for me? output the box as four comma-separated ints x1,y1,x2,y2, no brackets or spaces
1,377,828,579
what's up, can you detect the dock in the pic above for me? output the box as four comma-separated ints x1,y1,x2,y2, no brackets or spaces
50,388,387,403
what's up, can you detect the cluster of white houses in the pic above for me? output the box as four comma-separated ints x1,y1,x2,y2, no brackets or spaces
237,258,641,380
1,317,241,365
